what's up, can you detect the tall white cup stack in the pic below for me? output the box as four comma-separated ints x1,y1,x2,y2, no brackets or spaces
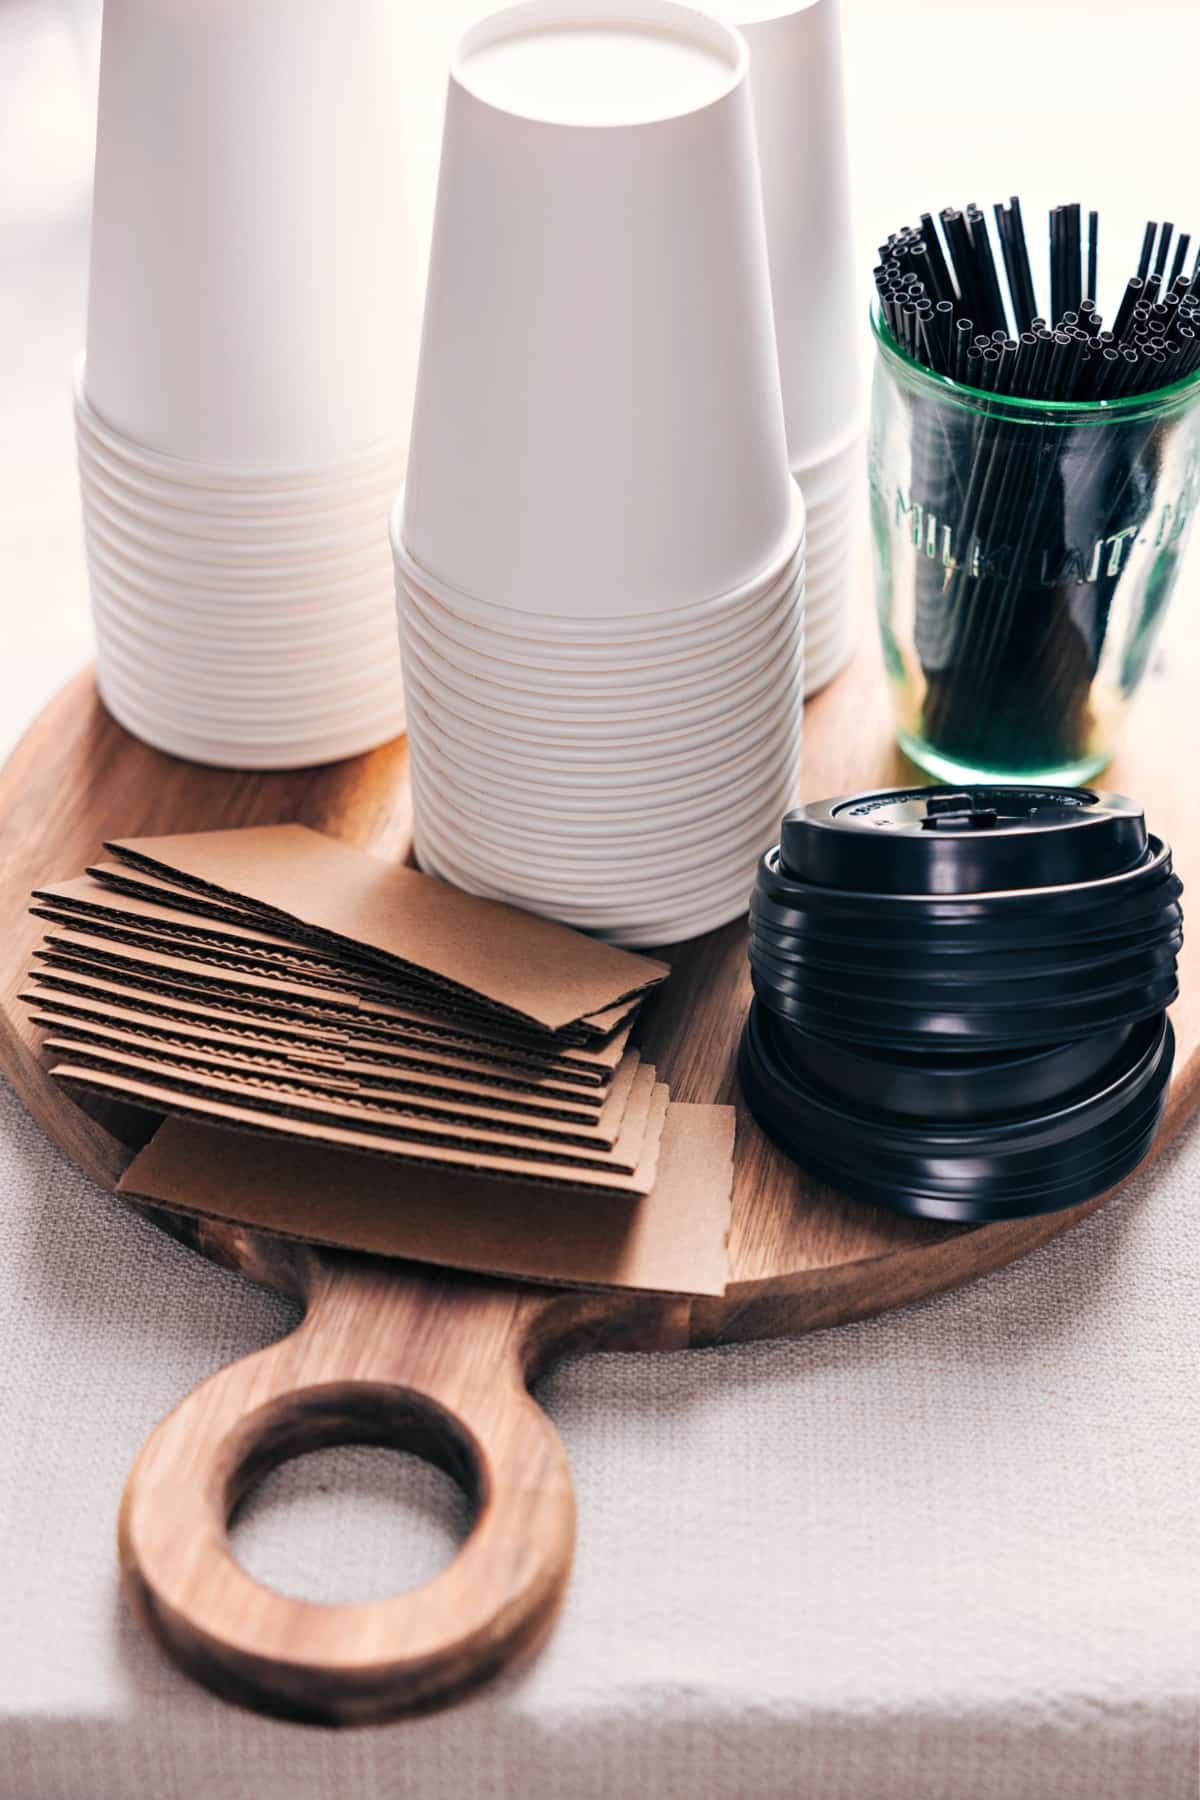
393,0,805,947
77,0,415,768
727,0,863,694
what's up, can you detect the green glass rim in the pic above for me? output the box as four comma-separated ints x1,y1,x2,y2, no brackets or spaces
871,307,1200,426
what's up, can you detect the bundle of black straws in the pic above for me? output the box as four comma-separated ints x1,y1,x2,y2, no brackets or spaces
873,202,1200,778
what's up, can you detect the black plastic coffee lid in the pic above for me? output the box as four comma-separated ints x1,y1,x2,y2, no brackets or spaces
755,837,1176,929
738,1002,1174,1222
778,1022,1135,1125
748,917,1183,984
748,959,1178,1052
749,865,1183,949
779,786,1148,897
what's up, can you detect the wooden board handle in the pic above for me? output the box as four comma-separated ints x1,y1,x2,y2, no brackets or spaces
118,1254,575,1725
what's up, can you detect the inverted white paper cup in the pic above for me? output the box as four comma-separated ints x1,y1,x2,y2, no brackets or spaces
804,622,852,678
398,581,798,679
403,674,802,798
725,0,860,472
805,592,852,646
97,664,405,769
398,577,804,717
400,587,801,687
74,368,410,495
791,416,866,486
91,590,402,702
805,641,851,690
84,558,398,648
801,506,858,558
417,821,776,921
76,431,402,535
421,725,803,841
413,741,798,860
401,650,802,774
84,0,417,466
401,618,804,734
805,586,851,630
410,807,781,911
802,556,855,619
393,480,803,636
90,591,401,699
403,0,792,617
803,549,855,601
409,760,786,894
95,656,402,743
807,502,856,553
83,528,396,620
410,821,768,946
400,610,803,747
805,558,852,608
411,709,799,838
413,841,758,941
78,468,390,574
96,651,405,740
394,536,806,680
793,487,852,527
805,603,854,657
801,486,858,533
805,653,851,699
80,507,388,598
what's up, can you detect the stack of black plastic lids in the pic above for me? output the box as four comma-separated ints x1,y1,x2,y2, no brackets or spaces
739,786,1183,1223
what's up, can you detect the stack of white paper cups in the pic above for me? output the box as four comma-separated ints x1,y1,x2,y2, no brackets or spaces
729,0,863,694
393,0,804,948
77,0,412,768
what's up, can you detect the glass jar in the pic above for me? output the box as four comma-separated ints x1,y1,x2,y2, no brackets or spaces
868,313,1200,784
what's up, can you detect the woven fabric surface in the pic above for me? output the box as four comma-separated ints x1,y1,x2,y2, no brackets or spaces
1,1072,1196,1800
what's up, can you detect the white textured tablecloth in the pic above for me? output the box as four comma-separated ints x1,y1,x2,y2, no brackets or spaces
2,1079,1197,1799
2,2,1198,1794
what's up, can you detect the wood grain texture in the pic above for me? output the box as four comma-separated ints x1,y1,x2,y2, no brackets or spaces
1,633,1196,1722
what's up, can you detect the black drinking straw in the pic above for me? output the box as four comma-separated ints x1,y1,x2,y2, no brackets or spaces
1086,210,1099,303
1065,203,1082,314
1153,222,1175,291
1170,232,1191,288
920,212,956,304
874,196,1200,775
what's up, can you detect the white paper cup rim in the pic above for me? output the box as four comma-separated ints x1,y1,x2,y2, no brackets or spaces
412,768,797,864
97,659,404,742
790,416,867,479
400,615,803,743
77,428,402,525
91,595,399,693
403,675,802,792
401,651,802,765
419,723,802,822
409,797,778,910
398,568,803,681
397,578,804,718
82,508,386,596
80,471,388,569
390,485,805,635
410,782,781,897
393,529,806,661
76,356,408,491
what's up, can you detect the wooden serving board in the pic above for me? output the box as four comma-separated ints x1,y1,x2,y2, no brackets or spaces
1,632,1197,1728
